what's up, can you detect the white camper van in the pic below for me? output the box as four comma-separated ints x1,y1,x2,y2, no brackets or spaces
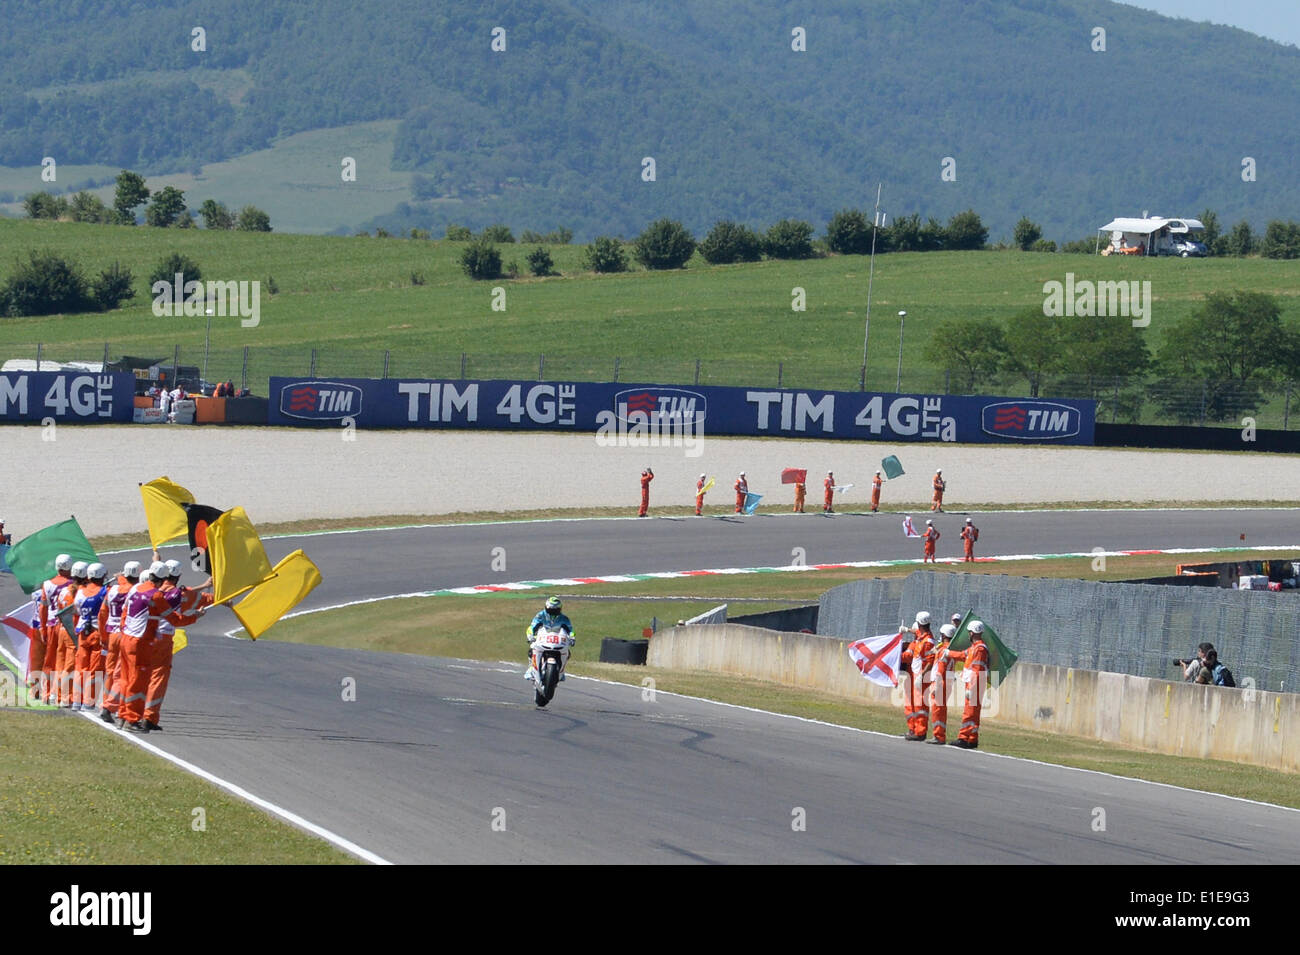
1097,216,1207,256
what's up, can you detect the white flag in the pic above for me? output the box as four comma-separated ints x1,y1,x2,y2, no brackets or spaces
1,600,36,671
848,631,906,687
902,516,921,538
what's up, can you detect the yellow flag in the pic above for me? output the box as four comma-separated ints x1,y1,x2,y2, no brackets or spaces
230,550,322,640
173,629,188,653
209,506,276,605
139,477,196,549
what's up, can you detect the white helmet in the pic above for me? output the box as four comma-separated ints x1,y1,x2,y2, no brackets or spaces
965,518,972,524
164,559,183,578
55,553,72,572
70,561,89,579
969,620,985,635
699,473,706,480
937,469,942,474
951,613,962,624
940,624,957,639
914,611,931,626
123,560,142,578
926,519,933,525
740,471,746,476
87,563,107,580
148,561,168,580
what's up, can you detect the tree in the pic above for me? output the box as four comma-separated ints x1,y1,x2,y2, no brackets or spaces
945,209,988,250
698,220,763,264
1152,291,1283,422
113,170,149,224
1260,220,1300,259
763,219,815,259
825,209,872,255
0,250,92,316
149,252,202,292
480,224,515,243
584,236,628,273
526,246,555,276
460,240,501,280
922,318,1007,393
1062,314,1150,395
920,216,947,251
445,223,472,241
634,218,696,270
1223,220,1254,257
69,191,110,223
236,205,272,232
198,199,235,230
145,186,187,227
1197,209,1222,255
1002,307,1067,396
885,213,922,252
91,262,135,311
1013,217,1042,250
23,192,66,220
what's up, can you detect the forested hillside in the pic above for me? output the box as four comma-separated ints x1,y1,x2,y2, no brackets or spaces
1,0,1296,239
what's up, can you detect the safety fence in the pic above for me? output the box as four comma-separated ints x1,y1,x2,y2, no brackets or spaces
10,343,1300,430
817,571,1300,694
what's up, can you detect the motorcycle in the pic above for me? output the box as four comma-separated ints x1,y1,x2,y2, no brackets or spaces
529,626,573,707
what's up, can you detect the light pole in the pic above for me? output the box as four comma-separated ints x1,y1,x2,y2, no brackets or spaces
861,183,883,391
203,305,214,386
895,310,907,393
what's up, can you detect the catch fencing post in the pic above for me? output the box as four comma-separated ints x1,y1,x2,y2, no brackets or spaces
102,342,110,368
309,348,317,377
172,346,180,384
1285,382,1293,431
35,342,42,371
1199,381,1206,427
382,350,390,379
614,357,620,383
460,353,467,379
538,354,545,381
694,359,701,386
778,361,783,389
241,346,249,392
1112,379,1119,423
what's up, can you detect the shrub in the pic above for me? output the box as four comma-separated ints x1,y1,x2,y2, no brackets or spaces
91,262,135,311
825,209,873,255
149,252,202,292
699,220,763,264
1,250,93,315
460,240,502,280
763,219,815,259
584,236,629,273
445,223,473,241
527,247,556,276
480,224,516,243
634,218,696,270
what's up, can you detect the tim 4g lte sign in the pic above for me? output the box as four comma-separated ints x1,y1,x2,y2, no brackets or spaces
267,377,1095,444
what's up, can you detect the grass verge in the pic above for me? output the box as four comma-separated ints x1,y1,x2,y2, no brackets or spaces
0,709,356,864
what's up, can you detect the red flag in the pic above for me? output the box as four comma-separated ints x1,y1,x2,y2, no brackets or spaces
781,468,807,485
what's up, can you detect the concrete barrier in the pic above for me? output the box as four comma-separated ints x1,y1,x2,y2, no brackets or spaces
649,624,1299,772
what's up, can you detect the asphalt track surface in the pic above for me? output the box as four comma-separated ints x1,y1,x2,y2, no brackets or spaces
9,507,1300,864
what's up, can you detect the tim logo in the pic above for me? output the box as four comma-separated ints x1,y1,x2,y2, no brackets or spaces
281,381,362,420
612,388,706,425
982,401,1080,440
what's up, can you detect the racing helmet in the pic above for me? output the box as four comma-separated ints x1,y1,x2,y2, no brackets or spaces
545,596,562,614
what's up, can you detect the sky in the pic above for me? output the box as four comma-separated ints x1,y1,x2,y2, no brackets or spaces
1116,0,1300,47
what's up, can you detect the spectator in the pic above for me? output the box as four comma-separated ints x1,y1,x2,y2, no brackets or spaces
1175,642,1214,682
1202,649,1236,688
0,518,10,546
225,380,235,396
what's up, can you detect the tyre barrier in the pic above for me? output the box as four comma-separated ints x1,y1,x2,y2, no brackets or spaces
599,638,649,665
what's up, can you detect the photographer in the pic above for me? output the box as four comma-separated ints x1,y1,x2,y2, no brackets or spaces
1173,642,1214,682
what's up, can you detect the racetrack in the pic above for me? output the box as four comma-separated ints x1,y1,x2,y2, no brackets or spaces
1,423,1298,537
5,508,1299,864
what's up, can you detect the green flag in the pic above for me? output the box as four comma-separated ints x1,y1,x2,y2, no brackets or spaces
950,610,1018,685
881,455,905,480
4,517,98,595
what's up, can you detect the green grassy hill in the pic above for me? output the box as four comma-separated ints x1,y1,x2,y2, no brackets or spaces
3,218,1299,424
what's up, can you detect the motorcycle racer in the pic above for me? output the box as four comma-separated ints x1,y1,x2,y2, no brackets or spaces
525,596,575,683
